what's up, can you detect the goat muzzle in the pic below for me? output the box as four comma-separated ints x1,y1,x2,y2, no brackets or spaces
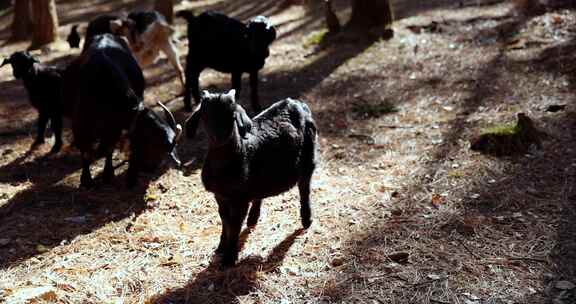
0,58,10,67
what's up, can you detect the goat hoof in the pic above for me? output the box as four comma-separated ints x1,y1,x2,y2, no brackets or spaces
302,218,312,229
49,144,62,154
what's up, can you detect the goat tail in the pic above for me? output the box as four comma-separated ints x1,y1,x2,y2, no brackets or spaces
301,118,318,173
176,10,195,22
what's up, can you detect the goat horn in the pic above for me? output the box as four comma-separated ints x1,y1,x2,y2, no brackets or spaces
174,124,183,143
158,102,178,131
158,102,183,143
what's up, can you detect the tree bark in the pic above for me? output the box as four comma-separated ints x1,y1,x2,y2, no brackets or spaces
29,0,59,50
347,0,393,29
10,0,32,41
154,0,174,24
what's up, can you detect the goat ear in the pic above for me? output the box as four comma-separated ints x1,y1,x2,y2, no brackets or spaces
267,25,277,43
24,52,38,63
185,105,202,139
200,90,211,101
234,106,252,139
109,19,123,33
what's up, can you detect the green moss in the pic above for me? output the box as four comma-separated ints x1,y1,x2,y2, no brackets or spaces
303,29,328,48
447,170,466,178
471,114,543,156
481,122,519,137
352,101,398,118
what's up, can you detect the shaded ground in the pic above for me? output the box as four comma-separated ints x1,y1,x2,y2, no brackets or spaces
1,0,576,303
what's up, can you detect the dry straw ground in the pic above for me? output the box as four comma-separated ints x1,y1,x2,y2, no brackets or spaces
0,0,576,303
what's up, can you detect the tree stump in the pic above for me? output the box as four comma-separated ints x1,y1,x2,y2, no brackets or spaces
470,113,544,156
29,0,59,50
10,0,32,41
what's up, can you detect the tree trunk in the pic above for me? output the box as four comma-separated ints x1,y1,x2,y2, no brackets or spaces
154,0,174,24
29,0,59,50
347,0,393,29
10,0,32,41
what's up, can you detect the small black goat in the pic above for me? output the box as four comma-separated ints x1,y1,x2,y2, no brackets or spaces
186,90,318,267
63,34,182,188
1,52,65,153
67,25,81,48
177,11,277,113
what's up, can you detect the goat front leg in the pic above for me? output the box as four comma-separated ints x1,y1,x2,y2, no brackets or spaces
183,64,200,112
161,42,185,91
220,200,250,267
80,152,95,188
32,112,49,149
231,72,242,100
247,199,262,228
126,157,139,189
103,153,114,184
215,200,229,255
49,114,63,154
249,71,261,113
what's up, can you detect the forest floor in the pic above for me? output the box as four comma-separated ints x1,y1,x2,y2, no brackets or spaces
1,0,576,303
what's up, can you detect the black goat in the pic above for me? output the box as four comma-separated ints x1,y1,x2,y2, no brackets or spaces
83,14,120,48
177,11,277,113
186,90,318,267
67,25,81,48
63,34,182,188
1,52,65,153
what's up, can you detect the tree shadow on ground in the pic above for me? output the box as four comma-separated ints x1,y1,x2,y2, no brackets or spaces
393,0,506,21
0,150,79,186
319,10,576,303
0,160,178,269
151,228,306,304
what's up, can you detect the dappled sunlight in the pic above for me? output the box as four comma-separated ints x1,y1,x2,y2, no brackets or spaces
1,0,576,303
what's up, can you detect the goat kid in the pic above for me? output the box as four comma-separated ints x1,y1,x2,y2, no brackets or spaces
177,11,276,113
186,89,318,267
1,52,65,153
82,11,185,90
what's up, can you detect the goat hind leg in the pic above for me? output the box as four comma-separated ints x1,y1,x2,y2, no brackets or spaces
249,72,261,113
161,42,185,90
80,152,95,188
183,65,200,111
298,175,313,229
49,114,63,153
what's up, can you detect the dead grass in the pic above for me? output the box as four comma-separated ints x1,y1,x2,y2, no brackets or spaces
0,0,576,303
